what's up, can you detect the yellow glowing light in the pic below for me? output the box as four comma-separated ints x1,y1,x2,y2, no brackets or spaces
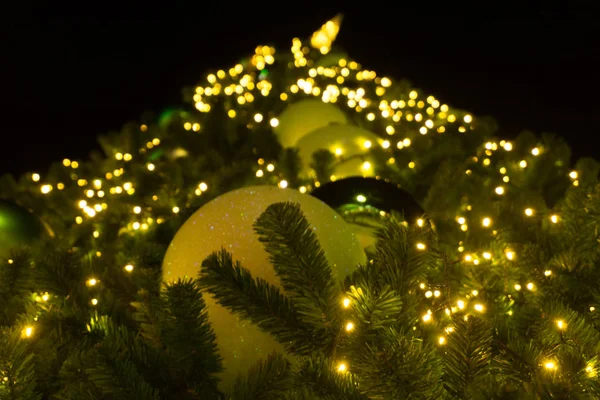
506,250,515,260
425,291,433,298
417,218,424,227
345,322,354,332
416,242,426,250
544,361,557,370
544,270,552,276
495,186,504,195
471,290,479,296
147,163,155,171
256,170,264,177
550,214,559,223
278,180,288,188
87,278,98,286
591,307,596,312
504,142,513,151
438,336,446,345
474,304,485,312
356,194,367,203
335,147,343,155
342,297,351,308
91,298,98,305
419,283,426,289
363,140,372,149
172,207,180,214
32,173,40,182
133,206,141,214
457,300,466,310
422,313,432,322
526,282,535,291
482,217,492,227
434,290,441,297
525,208,534,216
532,147,540,156
22,326,34,338
299,186,307,194
337,362,347,372
382,140,390,148
483,252,491,259
362,161,372,171
457,217,466,224
41,184,53,194
254,113,263,122
556,320,566,330
514,284,522,291
124,264,134,272
569,171,578,179
267,163,275,172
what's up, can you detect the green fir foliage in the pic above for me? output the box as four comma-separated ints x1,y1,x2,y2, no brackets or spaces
2,17,600,399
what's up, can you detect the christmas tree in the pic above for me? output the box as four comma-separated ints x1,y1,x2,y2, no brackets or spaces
2,15,600,399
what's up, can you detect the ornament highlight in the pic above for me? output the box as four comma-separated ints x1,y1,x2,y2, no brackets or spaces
310,177,425,250
162,185,366,386
274,99,348,148
295,124,382,179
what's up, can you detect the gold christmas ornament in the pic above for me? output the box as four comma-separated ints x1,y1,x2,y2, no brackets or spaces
295,124,382,179
274,99,348,148
162,185,366,387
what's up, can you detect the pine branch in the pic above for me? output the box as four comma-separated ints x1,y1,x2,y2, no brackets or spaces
294,355,368,400
346,282,403,338
372,218,437,299
226,353,293,400
0,251,33,325
131,279,223,398
442,314,493,398
253,202,340,333
200,249,320,354
351,328,444,399
0,327,42,400
161,279,222,394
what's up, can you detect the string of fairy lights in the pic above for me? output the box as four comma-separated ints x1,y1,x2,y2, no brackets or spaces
11,15,596,381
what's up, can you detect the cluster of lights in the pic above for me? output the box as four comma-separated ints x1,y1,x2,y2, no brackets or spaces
16,17,595,388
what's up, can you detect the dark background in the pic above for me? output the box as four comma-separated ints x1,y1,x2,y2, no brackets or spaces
3,3,599,177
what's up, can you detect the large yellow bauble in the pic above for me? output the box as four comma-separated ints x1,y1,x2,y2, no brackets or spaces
162,185,366,387
295,124,382,179
274,99,348,148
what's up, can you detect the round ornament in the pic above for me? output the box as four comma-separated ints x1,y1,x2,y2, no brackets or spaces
310,177,425,251
162,185,366,386
274,99,348,148
295,124,382,180
0,200,50,258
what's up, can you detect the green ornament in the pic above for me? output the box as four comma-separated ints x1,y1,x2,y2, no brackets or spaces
0,200,49,258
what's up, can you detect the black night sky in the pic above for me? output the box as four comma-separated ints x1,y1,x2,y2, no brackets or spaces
3,3,599,178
